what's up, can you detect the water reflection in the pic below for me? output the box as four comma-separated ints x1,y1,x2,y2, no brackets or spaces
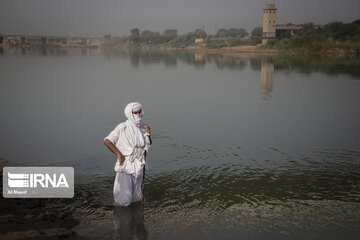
260,60,274,99
129,51,140,68
102,48,250,70
249,58,262,71
194,53,204,62
21,47,27,56
2,47,359,78
113,203,147,240
0,47,100,57
100,48,360,81
103,49,357,76
193,53,205,68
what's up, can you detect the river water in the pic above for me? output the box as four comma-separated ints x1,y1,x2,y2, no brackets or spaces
1,47,360,239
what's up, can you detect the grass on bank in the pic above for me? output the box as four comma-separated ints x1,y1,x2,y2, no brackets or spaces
264,35,360,56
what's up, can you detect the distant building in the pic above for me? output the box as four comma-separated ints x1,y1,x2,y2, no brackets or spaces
276,24,323,36
262,3,323,44
262,4,277,44
195,38,204,44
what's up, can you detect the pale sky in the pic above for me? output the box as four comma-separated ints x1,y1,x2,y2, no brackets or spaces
0,0,359,36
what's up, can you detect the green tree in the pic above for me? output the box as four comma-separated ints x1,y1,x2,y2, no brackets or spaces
215,28,226,38
164,29,178,38
194,28,207,38
164,29,178,42
301,22,315,34
130,28,140,43
251,27,262,37
251,27,263,44
326,22,343,33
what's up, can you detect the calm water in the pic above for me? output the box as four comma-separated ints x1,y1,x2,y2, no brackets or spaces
1,47,360,239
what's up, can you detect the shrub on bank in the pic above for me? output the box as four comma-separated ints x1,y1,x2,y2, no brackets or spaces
265,19,360,56
265,36,360,56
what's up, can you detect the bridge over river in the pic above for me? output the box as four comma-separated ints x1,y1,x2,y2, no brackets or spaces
0,33,102,46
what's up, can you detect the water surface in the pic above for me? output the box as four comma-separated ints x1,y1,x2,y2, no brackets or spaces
1,47,360,239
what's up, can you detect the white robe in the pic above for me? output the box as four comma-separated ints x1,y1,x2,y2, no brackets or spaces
105,121,151,206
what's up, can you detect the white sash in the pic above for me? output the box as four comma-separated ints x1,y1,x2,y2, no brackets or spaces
114,155,145,178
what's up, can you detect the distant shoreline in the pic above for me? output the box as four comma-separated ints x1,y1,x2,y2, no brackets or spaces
113,43,359,57
183,45,277,55
2,43,358,57
101,43,279,56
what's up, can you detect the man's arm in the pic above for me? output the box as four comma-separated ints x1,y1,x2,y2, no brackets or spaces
104,139,125,165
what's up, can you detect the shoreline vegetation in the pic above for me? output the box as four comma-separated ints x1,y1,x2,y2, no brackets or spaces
0,157,86,240
2,19,359,57
102,19,360,57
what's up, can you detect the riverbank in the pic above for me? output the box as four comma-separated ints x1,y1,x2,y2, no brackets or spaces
5,42,358,57
0,158,86,240
184,45,277,55
104,35,360,57
104,43,278,56
264,37,360,57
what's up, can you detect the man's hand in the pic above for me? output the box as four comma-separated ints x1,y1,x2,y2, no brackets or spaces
104,139,126,165
144,124,151,134
117,153,125,166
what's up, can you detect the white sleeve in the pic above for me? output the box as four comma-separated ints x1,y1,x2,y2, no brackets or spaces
104,124,122,144
144,132,152,151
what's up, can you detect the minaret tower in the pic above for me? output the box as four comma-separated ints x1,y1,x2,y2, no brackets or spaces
262,4,277,44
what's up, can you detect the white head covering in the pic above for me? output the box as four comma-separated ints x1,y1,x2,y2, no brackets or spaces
124,102,145,148
124,102,144,125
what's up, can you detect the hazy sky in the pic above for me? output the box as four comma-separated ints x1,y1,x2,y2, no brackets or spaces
0,0,359,36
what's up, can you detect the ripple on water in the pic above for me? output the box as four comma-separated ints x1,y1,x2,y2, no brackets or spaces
41,148,360,239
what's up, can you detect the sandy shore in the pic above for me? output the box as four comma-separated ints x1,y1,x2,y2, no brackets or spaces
0,158,86,240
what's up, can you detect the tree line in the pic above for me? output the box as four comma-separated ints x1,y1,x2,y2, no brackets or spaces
103,19,359,52
104,27,256,47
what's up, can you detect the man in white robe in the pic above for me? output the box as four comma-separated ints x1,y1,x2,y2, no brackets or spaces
104,102,152,206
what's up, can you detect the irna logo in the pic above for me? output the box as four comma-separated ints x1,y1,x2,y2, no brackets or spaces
3,167,74,198
8,172,69,188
